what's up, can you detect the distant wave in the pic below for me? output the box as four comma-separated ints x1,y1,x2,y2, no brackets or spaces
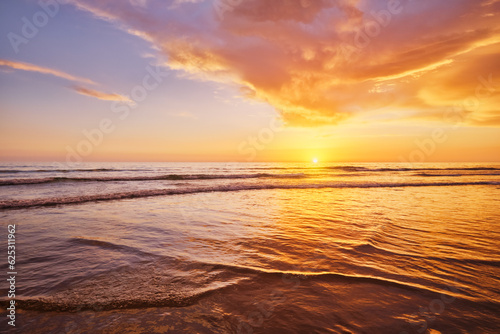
0,168,120,173
415,172,500,177
247,165,500,173
327,166,500,172
2,166,499,175
1,181,498,210
0,173,306,186
415,173,463,177
3,166,500,186
238,165,500,172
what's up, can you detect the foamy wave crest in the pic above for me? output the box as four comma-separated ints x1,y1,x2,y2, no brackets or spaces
1,181,498,210
0,173,306,186
1,275,243,312
7,286,225,312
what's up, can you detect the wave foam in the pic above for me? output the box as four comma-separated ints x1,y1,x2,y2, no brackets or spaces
1,181,498,210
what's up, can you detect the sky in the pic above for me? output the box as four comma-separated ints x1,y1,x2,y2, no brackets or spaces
0,0,499,163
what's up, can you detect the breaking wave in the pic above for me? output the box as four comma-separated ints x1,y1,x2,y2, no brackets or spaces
1,180,498,210
0,173,306,186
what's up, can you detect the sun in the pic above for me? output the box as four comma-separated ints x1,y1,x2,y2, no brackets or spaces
312,158,318,163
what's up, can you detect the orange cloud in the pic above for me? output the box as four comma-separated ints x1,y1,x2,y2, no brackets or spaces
0,59,95,85
73,86,132,102
71,0,500,126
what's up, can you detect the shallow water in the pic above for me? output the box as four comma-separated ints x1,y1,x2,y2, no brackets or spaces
1,162,499,333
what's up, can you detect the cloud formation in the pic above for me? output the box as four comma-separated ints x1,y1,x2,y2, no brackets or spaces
0,59,130,103
0,59,95,85
73,86,132,102
72,0,500,126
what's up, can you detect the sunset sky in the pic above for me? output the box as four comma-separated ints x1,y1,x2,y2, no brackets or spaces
1,0,499,162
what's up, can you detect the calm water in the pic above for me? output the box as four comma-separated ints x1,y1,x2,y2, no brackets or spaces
0,162,499,333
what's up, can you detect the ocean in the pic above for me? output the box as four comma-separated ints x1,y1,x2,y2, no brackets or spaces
0,162,499,333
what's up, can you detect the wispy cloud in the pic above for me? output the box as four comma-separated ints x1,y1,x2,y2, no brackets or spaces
0,59,132,103
0,59,95,85
72,86,132,102
70,0,500,126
